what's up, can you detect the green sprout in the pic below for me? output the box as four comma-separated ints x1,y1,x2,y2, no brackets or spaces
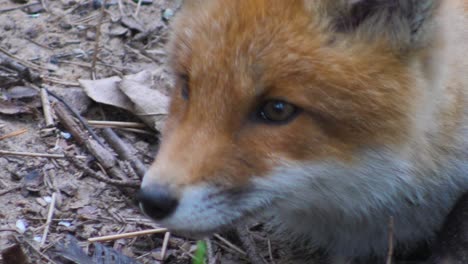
193,240,207,264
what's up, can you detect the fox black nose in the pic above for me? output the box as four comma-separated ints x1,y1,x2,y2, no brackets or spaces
137,185,178,220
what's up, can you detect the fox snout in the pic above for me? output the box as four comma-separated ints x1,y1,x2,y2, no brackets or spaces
137,184,179,220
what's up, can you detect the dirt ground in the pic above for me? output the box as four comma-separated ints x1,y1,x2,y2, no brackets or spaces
0,1,271,263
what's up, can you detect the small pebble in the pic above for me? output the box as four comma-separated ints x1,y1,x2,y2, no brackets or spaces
61,132,72,139
36,197,48,207
24,27,40,39
4,20,15,31
16,219,27,233
43,196,52,203
86,30,96,41
162,8,174,21
109,25,129,37
58,221,72,227
22,3,44,14
132,0,152,4
59,22,72,30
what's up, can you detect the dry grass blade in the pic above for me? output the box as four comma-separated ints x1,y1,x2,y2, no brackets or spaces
40,192,57,248
40,88,54,127
160,232,171,261
88,228,168,242
386,216,394,264
0,150,86,159
213,234,247,256
0,128,28,140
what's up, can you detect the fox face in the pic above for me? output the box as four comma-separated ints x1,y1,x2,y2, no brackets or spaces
139,0,468,257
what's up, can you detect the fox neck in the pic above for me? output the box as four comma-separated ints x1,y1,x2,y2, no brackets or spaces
256,144,467,257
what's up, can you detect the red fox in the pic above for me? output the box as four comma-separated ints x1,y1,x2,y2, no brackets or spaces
138,0,468,262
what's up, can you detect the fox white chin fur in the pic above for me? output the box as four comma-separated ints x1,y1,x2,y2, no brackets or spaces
144,144,468,258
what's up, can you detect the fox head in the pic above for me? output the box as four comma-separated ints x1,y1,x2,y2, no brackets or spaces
138,0,448,238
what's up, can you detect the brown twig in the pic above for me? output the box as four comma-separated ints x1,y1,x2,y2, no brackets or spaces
0,128,28,140
66,152,140,188
41,76,80,87
0,150,86,159
88,228,168,242
101,128,147,178
0,185,20,196
48,89,105,146
0,2,40,14
16,236,59,264
205,238,216,264
0,47,47,72
41,0,50,13
113,127,155,135
0,52,42,82
0,228,19,233
213,234,247,256
236,226,267,264
117,0,125,16
91,0,107,79
124,44,156,62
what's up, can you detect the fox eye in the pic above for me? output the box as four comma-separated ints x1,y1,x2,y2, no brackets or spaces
257,100,299,124
179,74,189,100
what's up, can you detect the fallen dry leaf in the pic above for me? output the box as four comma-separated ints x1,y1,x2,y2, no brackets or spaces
118,71,169,131
0,100,33,115
80,71,169,131
79,76,134,112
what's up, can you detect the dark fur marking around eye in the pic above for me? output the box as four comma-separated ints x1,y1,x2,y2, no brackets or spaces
180,74,190,100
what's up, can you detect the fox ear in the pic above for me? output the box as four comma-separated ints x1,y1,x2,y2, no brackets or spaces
324,0,440,51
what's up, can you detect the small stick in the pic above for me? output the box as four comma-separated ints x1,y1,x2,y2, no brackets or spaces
102,128,147,178
134,0,143,17
124,44,155,62
267,239,275,264
114,127,155,135
118,0,125,16
205,238,216,264
0,150,86,159
40,192,57,248
0,46,47,72
40,88,54,127
236,226,267,264
41,0,49,13
160,232,171,261
48,89,105,146
386,216,394,264
16,236,59,264
91,0,107,79
67,155,140,187
88,120,146,129
213,234,247,256
0,228,19,233
0,185,20,196
42,77,80,87
0,128,28,140
88,228,168,242
0,2,40,14
56,59,128,71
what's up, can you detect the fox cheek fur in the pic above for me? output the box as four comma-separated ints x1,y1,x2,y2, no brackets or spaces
138,0,468,259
